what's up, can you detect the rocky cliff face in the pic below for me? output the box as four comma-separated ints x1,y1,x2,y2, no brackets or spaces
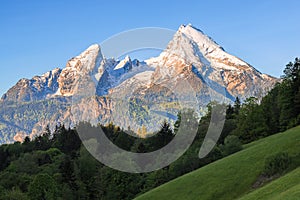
57,44,103,97
0,24,279,143
1,68,61,102
147,24,277,100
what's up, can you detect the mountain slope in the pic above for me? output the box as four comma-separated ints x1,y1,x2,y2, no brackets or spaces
134,126,300,200
147,24,277,99
1,68,61,102
0,24,279,143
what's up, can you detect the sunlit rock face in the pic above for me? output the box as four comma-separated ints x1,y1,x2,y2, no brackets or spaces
0,24,279,143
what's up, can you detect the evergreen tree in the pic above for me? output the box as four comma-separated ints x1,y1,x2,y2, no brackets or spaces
234,97,241,115
147,121,174,151
0,147,8,171
59,155,78,191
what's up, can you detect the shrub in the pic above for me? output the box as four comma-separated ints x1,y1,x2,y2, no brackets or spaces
220,135,243,156
0,188,29,200
263,152,291,177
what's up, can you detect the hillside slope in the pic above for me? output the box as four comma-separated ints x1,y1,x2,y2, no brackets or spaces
239,167,300,200
135,126,300,200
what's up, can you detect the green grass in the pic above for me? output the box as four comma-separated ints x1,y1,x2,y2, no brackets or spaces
135,126,300,200
238,167,300,200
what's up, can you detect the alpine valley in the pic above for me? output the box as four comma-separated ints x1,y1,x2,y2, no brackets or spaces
0,24,278,144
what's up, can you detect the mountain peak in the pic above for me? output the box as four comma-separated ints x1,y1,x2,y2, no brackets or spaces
85,44,101,53
177,24,222,52
64,44,103,73
57,44,104,96
179,23,203,33
114,55,132,70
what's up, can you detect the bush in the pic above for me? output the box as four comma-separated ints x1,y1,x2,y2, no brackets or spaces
263,152,291,177
0,188,29,200
220,135,243,156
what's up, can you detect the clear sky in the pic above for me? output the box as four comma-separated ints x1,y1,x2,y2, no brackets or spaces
0,0,299,96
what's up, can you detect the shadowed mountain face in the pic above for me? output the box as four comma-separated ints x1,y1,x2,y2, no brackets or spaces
0,24,278,143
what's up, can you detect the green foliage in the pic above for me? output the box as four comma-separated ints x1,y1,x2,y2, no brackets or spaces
229,58,300,143
0,110,227,200
59,155,77,191
146,120,174,151
96,167,143,200
263,152,291,177
76,148,98,182
52,126,81,154
0,172,32,192
0,188,29,200
28,174,57,200
279,58,300,128
233,97,266,142
0,146,9,171
135,126,300,200
240,167,300,200
220,135,243,156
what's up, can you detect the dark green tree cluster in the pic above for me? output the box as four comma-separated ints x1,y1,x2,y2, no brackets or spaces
233,58,300,142
0,109,240,199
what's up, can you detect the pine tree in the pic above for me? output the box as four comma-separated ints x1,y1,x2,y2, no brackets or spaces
59,155,78,191
234,97,241,115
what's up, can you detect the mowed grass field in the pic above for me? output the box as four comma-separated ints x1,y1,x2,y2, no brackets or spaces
135,126,300,200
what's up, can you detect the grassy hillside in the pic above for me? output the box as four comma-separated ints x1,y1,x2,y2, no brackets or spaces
135,126,300,200
239,167,300,200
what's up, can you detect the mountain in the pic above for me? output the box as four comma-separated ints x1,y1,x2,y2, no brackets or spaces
147,25,276,99
1,68,62,102
0,24,278,144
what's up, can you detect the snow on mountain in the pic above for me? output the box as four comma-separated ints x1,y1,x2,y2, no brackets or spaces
147,24,277,100
56,44,103,97
96,56,155,96
0,24,279,143
114,55,132,70
1,68,62,102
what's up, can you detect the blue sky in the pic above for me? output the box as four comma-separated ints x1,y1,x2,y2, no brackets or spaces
0,0,299,96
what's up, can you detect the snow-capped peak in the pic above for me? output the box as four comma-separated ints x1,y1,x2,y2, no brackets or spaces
56,44,104,96
66,44,103,72
114,55,132,70
178,24,223,53
86,44,101,51
160,24,252,71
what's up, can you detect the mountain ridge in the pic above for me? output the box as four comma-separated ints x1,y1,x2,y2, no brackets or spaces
0,24,279,143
